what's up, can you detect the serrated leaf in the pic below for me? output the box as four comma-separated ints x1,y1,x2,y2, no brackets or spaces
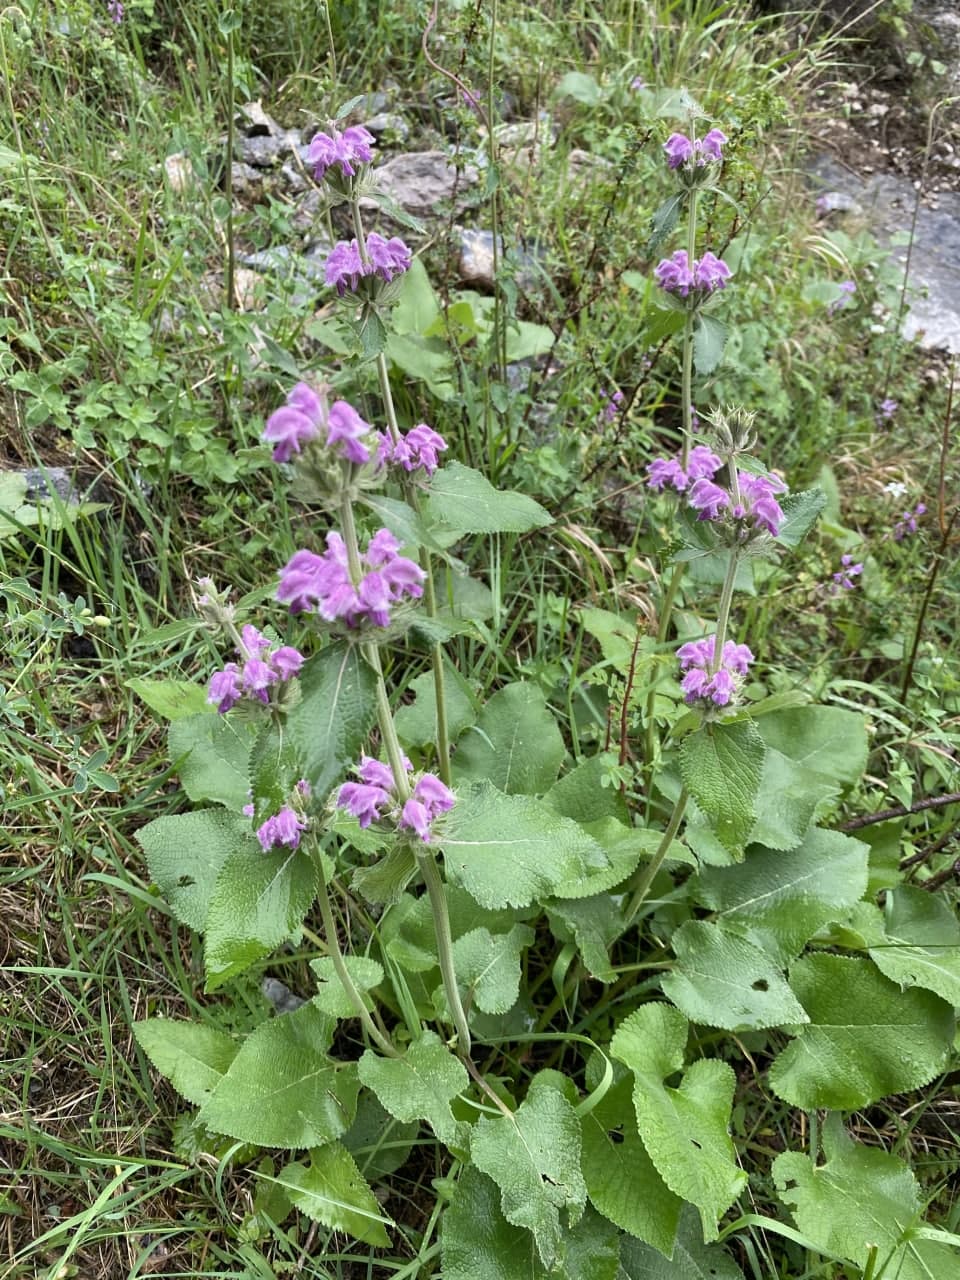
696,826,869,964
441,782,609,909
546,894,626,984
773,488,826,548
619,1204,745,1280
645,192,685,256
661,921,809,1031
424,461,553,537
351,842,418,904
769,954,955,1110
248,721,303,820
693,314,727,375
680,721,765,858
127,677,209,721
137,809,254,931
198,1004,357,1148
285,642,378,797
868,886,960,1005
774,1120,960,1280
168,712,259,809
755,705,867,795
747,747,839,852
447,924,534,1014
470,1073,588,1270
358,1031,469,1147
611,1004,746,1240
545,755,630,825
453,683,565,795
394,664,477,748
134,1019,238,1106
279,1143,392,1247
310,955,384,1017
580,1075,682,1253
203,844,318,990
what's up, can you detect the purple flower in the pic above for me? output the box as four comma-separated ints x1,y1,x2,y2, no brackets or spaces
602,389,625,423
894,503,926,541
655,249,731,300
398,773,456,842
271,646,304,680
827,280,856,315
688,476,730,521
830,553,863,594
630,75,647,91
687,445,723,480
337,781,391,828
676,634,754,708
277,527,425,628
693,251,732,292
325,239,365,296
379,424,448,476
107,0,124,21
327,400,373,464
263,381,324,463
877,397,898,423
738,470,787,536
257,806,308,852
699,128,728,162
815,194,830,217
663,128,727,169
337,758,454,841
306,125,376,180
208,663,242,713
207,628,306,714
366,232,412,283
646,445,722,494
664,133,695,169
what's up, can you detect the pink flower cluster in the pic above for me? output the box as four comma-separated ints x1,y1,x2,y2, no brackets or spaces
647,449,787,537
324,234,412,296
654,250,731,299
337,755,455,843
207,624,304,714
676,634,754,707
277,528,425,626
306,125,376,180
263,382,375,465
894,502,926,541
377,423,448,476
664,128,727,169
255,806,309,853
830,554,863,594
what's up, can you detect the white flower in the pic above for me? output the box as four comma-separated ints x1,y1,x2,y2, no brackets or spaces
883,481,908,499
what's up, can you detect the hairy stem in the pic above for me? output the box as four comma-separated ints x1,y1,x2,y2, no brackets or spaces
624,786,689,926
680,187,699,469
710,546,741,673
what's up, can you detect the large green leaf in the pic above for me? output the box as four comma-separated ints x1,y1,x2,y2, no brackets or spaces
774,488,826,549
127,677,209,721
695,826,869,964
619,1205,745,1279
448,924,535,1015
285,642,378,797
394,664,477,749
203,843,318,990
424,461,553,537
470,1073,587,1270
545,754,630,825
453,683,565,795
747,747,839,852
769,954,955,1110
279,1143,392,1247
198,1004,358,1149
546,894,626,984
357,1032,469,1147
680,721,766,858
310,955,384,1017
440,782,609,909
137,808,254,931
661,921,809,1031
580,1075,682,1254
611,1004,746,1240
133,1019,238,1106
755,705,867,795
774,1119,960,1280
168,712,259,809
341,1094,419,1182
693,314,727,376
867,886,960,1006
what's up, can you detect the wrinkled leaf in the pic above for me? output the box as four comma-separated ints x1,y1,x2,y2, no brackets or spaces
279,1143,392,1247
453,682,565,795
358,1032,469,1147
134,1018,238,1106
680,721,766,858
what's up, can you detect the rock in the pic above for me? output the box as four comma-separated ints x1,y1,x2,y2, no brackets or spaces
366,151,480,217
280,161,309,194
232,267,266,311
566,148,614,182
234,101,301,168
261,977,306,1015
163,152,195,194
231,162,263,195
363,112,411,143
239,244,332,307
457,227,544,291
18,467,82,504
816,189,864,216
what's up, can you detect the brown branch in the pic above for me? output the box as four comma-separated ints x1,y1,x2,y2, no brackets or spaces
838,790,960,832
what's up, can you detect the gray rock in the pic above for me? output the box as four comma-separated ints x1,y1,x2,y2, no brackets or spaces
261,976,307,1015
815,189,864,216
231,162,263,195
240,244,332,307
457,228,543,291
18,467,82,504
363,112,411,143
367,151,480,217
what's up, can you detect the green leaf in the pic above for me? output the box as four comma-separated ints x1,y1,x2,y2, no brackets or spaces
168,712,259,810
351,842,418,904
695,826,869,964
755,705,867,796
747,747,839,852
453,683,565,795
394,664,477,748
619,1204,745,1279
137,809,253,931
545,755,630,825
385,331,455,398
285,642,378,797
448,924,535,1014
554,70,601,105
611,1004,746,1240
248,721,302,820
279,1143,392,1247
680,721,766,858
662,921,809,1031
693,314,727,376
470,1073,588,1270
645,193,685,256
198,1004,358,1149
133,1019,238,1106
310,955,384,1017
392,256,441,335
774,1120,960,1280
769,954,955,1109
424,461,553,537
342,1094,419,1181
774,488,826,548
358,1031,469,1147
203,845,318,990
441,782,609,909
126,677,209,721
546,894,626,984
868,886,960,1005
580,1075,682,1253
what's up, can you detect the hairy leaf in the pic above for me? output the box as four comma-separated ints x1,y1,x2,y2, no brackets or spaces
449,924,535,1015
680,721,766,858
693,314,727,375
168,712,259,809
611,1004,746,1240
358,1032,469,1147
769,954,954,1109
310,955,384,1018
127,677,209,721
394,664,477,748
546,894,626,984
661,920,809,1031
424,461,553,536
137,808,254,931
134,1018,237,1106
619,1204,745,1279
453,683,565,796
198,1004,358,1149
755,705,867,795
747,747,839,852
285,642,378,797
868,886,960,1006
545,754,630,825
279,1143,392,1247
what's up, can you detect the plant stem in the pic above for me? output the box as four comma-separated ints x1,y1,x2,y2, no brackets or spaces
710,546,740,672
624,786,688,926
315,853,398,1057
643,561,684,777
419,849,472,1055
680,187,699,470
899,505,958,706
224,21,236,312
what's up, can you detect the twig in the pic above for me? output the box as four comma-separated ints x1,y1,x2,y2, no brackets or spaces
920,857,960,892
838,791,960,832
